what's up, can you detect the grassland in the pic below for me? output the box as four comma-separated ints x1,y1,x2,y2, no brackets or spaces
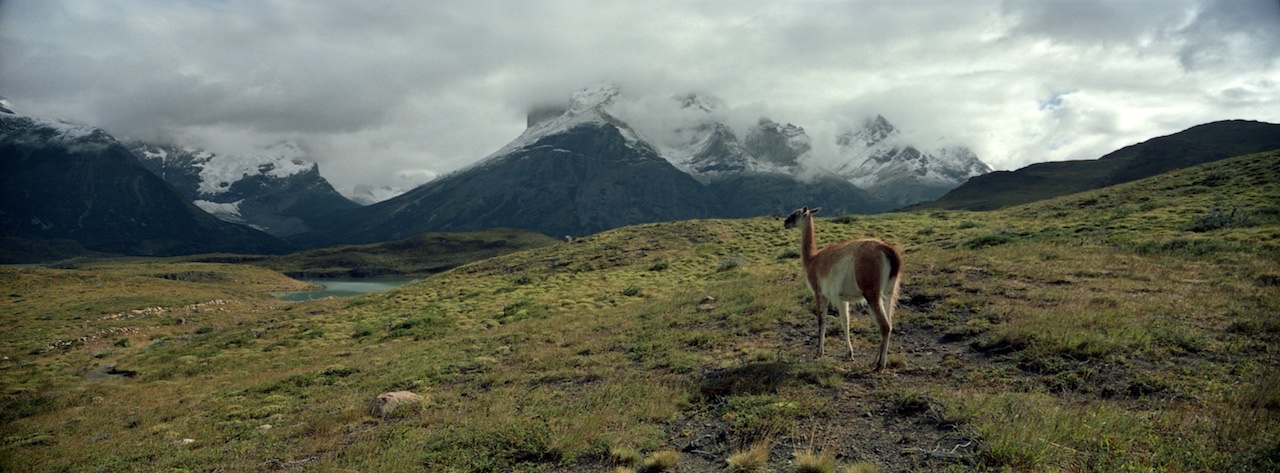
181,228,559,278
2,151,1278,472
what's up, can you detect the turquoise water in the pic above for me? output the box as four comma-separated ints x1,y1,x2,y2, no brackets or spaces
279,278,419,301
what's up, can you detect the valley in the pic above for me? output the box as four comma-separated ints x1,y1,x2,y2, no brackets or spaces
2,151,1277,472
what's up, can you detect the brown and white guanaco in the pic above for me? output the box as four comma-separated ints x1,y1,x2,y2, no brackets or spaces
784,206,903,371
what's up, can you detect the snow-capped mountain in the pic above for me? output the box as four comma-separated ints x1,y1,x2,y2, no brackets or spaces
296,85,723,245
0,101,287,260
600,91,989,208
645,94,811,180
833,115,993,206
0,98,112,147
130,141,359,237
468,84,651,173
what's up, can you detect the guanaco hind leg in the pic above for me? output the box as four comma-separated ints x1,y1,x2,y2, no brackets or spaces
866,293,893,371
838,300,855,360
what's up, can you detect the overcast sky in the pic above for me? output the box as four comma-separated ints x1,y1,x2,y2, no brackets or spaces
2,0,1278,195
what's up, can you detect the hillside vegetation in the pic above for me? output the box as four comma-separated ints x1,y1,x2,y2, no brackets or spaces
2,151,1278,472
184,228,559,278
914,119,1280,211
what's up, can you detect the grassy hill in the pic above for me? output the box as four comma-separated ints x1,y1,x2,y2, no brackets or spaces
181,228,559,278
912,119,1280,211
2,151,1278,472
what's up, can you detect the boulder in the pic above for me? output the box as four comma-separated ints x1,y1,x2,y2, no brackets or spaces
370,391,424,418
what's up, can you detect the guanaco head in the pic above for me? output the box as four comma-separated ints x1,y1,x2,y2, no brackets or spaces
783,206,821,229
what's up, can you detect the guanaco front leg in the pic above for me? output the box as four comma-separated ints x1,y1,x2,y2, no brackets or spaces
813,293,825,358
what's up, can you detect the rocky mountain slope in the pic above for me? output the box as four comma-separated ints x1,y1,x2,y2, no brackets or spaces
296,88,722,245
834,115,992,207
0,102,288,261
130,142,360,237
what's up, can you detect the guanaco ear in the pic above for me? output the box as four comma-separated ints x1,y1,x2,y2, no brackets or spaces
809,207,821,215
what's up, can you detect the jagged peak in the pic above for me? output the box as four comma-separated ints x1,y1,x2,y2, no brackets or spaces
0,97,14,115
867,114,895,132
566,83,621,115
837,115,899,148
676,93,725,113
755,118,807,139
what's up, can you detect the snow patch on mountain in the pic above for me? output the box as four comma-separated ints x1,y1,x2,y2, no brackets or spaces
194,199,244,220
471,84,645,172
0,100,106,145
191,141,315,195
834,115,991,188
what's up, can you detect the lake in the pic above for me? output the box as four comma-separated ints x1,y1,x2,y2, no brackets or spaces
279,277,419,301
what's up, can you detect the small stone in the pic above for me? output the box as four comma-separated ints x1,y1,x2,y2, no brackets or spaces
697,303,715,312
258,424,273,431
172,438,195,446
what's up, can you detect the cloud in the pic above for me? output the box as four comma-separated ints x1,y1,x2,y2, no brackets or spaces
1175,0,1280,71
2,0,1279,194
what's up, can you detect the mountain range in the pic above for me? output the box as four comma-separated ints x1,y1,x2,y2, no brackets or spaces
8,85,1274,262
0,102,287,261
293,86,990,245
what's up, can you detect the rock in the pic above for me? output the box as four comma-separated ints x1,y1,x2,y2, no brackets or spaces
172,438,194,446
370,391,424,418
257,424,272,431
697,295,717,312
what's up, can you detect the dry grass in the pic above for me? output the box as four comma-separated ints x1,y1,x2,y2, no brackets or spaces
726,440,772,472
794,450,837,473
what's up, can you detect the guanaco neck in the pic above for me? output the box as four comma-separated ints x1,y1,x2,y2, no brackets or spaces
800,215,819,264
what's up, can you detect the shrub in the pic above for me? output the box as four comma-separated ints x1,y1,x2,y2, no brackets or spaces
501,299,548,321
386,312,450,340
964,233,1014,249
610,445,642,466
1133,238,1245,256
648,260,670,271
718,257,745,272
423,421,559,471
640,450,680,472
352,325,374,339
727,442,770,472
794,450,837,473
